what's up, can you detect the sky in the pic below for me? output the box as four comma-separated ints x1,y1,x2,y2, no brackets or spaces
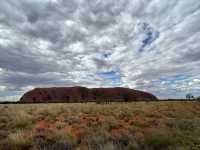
0,0,200,101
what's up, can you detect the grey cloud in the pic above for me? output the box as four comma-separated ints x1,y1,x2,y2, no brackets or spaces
174,49,200,63
21,21,63,43
0,43,62,74
0,0,200,100
78,0,127,29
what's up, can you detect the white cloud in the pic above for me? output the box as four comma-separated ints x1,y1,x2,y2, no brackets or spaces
0,95,21,102
0,86,6,91
0,0,200,100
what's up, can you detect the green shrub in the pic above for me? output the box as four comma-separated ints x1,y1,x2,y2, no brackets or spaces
13,112,34,130
64,116,80,125
144,134,176,150
82,127,109,150
177,120,195,131
111,133,138,150
0,130,33,150
57,132,77,146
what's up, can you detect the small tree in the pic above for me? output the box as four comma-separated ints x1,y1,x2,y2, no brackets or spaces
186,93,194,100
196,96,200,102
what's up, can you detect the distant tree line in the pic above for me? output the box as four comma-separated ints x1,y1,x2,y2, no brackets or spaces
186,93,200,101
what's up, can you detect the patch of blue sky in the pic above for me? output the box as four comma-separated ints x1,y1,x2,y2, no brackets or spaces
139,22,160,52
103,52,112,58
97,70,122,86
95,51,112,60
158,74,189,85
0,91,21,97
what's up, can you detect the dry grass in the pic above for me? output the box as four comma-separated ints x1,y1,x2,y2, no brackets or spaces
0,101,200,150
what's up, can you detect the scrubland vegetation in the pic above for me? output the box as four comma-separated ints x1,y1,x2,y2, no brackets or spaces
0,101,200,150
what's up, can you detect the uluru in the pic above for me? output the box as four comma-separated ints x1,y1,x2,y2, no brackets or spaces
20,86,158,103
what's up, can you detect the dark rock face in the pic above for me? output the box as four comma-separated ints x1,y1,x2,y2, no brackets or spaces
20,86,158,103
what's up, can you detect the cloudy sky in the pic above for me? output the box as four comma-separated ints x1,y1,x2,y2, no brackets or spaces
0,0,200,101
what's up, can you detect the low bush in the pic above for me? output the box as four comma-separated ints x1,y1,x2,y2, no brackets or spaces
144,134,176,150
0,130,33,150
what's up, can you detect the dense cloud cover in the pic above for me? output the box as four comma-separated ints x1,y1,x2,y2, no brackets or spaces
0,0,200,100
